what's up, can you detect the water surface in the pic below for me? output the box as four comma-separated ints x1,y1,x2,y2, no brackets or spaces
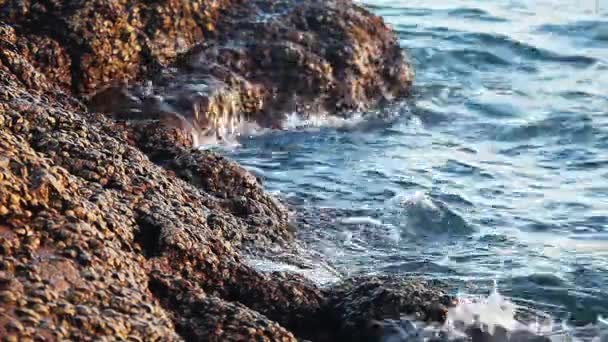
220,0,608,332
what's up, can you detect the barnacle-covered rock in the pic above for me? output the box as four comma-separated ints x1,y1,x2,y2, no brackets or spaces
327,276,455,341
86,0,413,135
0,20,322,339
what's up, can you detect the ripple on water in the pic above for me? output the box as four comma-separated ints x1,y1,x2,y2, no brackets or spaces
430,191,475,208
398,192,475,237
438,159,495,179
446,7,508,22
486,113,594,142
446,31,599,67
537,20,608,47
226,0,608,332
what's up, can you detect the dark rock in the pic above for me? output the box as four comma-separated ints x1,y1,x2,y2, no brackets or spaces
346,317,554,342
327,276,454,341
509,330,551,342
148,271,298,341
467,326,494,342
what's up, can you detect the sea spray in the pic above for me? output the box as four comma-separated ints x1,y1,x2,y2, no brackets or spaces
437,283,607,342
367,280,605,341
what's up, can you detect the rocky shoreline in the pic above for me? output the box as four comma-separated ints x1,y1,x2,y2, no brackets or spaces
0,0,459,341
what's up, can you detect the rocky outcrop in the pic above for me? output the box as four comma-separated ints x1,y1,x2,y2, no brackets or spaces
34,0,412,136
0,1,457,341
1,0,238,93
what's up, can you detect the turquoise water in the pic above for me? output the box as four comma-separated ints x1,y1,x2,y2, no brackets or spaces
223,0,608,330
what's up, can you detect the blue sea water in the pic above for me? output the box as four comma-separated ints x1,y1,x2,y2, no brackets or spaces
222,0,608,331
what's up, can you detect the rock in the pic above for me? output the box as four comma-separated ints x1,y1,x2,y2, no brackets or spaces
2,0,412,118
166,149,291,246
81,0,412,134
350,318,554,342
0,20,323,338
148,271,298,341
327,276,454,341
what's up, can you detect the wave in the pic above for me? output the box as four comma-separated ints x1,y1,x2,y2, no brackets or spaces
410,46,514,74
363,4,507,23
448,49,513,68
537,20,608,46
479,113,594,142
446,7,507,22
510,273,568,288
446,31,599,67
336,279,606,341
359,3,430,18
397,191,475,237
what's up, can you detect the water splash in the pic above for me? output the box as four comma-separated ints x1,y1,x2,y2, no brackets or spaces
193,106,405,147
370,278,606,341
438,283,608,342
244,256,341,286
398,191,474,237
446,281,553,336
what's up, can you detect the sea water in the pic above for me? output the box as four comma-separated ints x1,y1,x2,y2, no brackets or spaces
212,0,608,339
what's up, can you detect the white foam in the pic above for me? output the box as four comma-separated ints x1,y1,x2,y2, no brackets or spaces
442,283,608,341
446,286,531,334
191,110,374,148
188,102,409,148
281,111,367,130
401,191,438,210
193,114,268,147
340,216,384,226
245,257,341,286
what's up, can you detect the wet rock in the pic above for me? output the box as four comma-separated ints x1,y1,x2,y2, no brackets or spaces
82,0,412,134
365,318,424,342
327,276,454,341
508,330,551,342
354,318,554,342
